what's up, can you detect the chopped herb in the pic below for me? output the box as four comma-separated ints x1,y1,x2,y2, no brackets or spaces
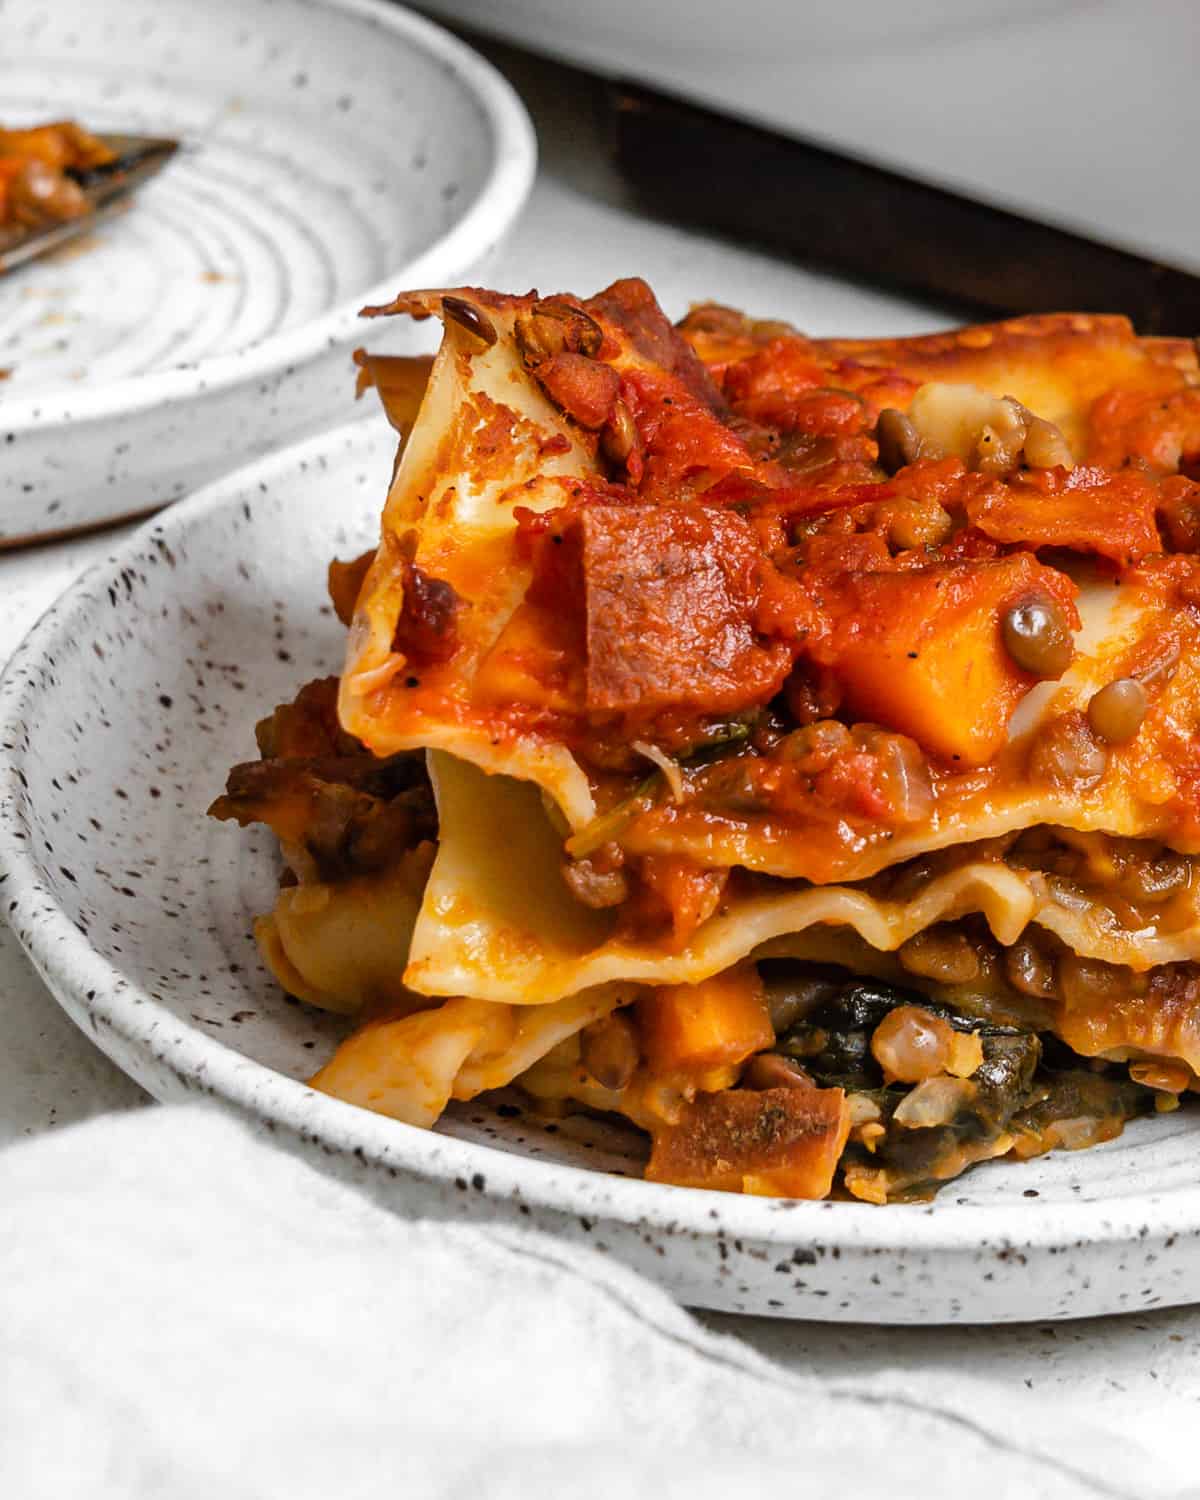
565,721,754,858
565,772,659,858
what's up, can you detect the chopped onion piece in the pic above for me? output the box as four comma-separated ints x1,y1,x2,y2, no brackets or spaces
632,740,684,803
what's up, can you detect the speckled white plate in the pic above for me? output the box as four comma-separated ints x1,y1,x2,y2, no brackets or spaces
0,0,534,544
2,417,1200,1324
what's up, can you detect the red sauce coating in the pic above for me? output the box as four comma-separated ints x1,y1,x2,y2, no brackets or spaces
965,465,1164,566
354,284,1200,876
531,351,620,430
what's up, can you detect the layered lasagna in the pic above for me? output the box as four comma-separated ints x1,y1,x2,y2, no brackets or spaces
212,277,1200,1202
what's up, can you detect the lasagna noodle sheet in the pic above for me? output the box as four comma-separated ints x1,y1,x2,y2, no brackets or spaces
339,294,602,827
256,850,431,1015
403,753,1200,1009
687,311,1198,458
309,985,633,1128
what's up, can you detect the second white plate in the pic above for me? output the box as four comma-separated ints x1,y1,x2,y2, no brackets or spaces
2,417,1200,1324
0,0,534,543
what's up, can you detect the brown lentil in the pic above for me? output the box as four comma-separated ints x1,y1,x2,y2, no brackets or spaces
1023,415,1075,469
897,926,981,985
1004,935,1059,1000
875,408,922,473
972,403,1028,475
579,1011,640,1092
1087,677,1148,745
561,855,629,909
741,1053,814,1091
441,295,497,347
1028,711,1108,789
515,299,604,362
883,497,954,551
600,400,638,465
1002,595,1075,679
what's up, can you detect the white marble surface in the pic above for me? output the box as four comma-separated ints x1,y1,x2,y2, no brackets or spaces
2,30,1198,1418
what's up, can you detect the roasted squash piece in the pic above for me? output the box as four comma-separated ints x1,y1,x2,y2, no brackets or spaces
637,963,773,1074
646,1085,851,1197
812,553,1079,766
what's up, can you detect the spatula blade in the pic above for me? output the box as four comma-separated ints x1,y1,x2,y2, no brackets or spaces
0,133,179,274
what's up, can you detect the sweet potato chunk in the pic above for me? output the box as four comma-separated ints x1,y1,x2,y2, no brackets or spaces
579,503,793,714
637,964,773,1074
812,553,1079,766
646,1085,851,1197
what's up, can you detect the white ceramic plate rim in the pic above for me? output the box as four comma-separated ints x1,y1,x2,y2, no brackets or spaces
2,0,537,431
2,420,1198,1256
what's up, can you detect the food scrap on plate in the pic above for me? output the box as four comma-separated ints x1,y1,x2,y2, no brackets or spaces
0,121,115,230
0,121,177,278
212,276,1200,1204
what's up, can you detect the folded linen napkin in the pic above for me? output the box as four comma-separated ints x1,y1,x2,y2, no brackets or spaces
0,1106,1181,1499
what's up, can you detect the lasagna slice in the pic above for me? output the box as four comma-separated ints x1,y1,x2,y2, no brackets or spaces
213,277,1200,1202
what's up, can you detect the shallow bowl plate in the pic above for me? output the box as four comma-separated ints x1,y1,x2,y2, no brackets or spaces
1,417,1199,1324
0,0,534,542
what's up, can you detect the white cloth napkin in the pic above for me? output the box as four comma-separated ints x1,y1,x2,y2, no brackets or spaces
0,1106,1186,1499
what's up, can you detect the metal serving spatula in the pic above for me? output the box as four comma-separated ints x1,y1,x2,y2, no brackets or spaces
0,133,179,275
